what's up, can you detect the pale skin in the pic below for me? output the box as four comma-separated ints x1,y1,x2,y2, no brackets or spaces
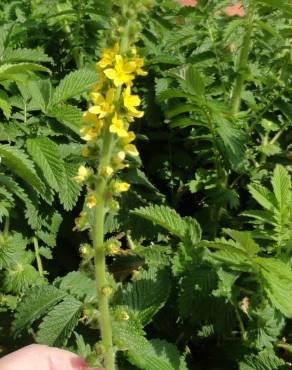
0,344,101,370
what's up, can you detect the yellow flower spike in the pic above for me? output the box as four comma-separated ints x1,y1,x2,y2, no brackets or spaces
97,43,119,69
109,113,128,138
100,166,114,177
124,143,139,156
123,86,144,118
114,182,131,193
73,165,91,183
86,194,97,209
104,55,136,87
89,89,115,118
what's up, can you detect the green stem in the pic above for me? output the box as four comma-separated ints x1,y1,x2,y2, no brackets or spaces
33,236,44,278
93,125,115,370
56,4,82,68
231,0,255,114
3,216,9,238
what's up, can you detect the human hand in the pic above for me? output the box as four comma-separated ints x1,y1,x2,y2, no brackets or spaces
0,344,101,370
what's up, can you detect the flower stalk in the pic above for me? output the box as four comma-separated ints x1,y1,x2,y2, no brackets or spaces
73,2,149,368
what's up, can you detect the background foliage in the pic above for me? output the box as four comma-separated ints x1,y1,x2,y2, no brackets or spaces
0,0,291,369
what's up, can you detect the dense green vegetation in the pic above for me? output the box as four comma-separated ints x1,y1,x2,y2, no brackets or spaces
0,0,291,369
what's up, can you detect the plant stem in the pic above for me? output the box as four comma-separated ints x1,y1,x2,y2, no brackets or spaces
3,216,9,238
93,124,115,370
33,236,44,278
230,0,255,114
56,4,82,68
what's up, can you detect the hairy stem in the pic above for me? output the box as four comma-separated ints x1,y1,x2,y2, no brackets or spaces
231,0,255,114
33,236,44,278
93,124,115,370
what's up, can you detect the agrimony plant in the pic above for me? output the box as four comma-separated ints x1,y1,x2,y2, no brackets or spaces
73,1,148,368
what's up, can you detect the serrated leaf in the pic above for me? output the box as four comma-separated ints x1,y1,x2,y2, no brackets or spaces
36,296,82,346
26,137,66,193
12,285,67,336
114,321,188,370
132,205,201,243
59,271,96,301
3,48,53,63
2,260,42,294
0,90,11,118
248,183,277,211
271,165,291,210
59,162,81,210
26,79,52,112
51,69,97,105
114,268,171,325
239,349,289,370
0,144,45,195
0,63,50,79
47,104,83,134
256,258,292,317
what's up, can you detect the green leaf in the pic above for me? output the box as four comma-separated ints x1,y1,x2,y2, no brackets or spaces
0,63,50,80
2,259,42,294
114,321,188,370
247,303,285,349
0,144,45,195
51,69,97,105
26,137,66,193
239,349,289,370
132,205,201,243
114,268,171,325
271,165,291,210
256,0,292,18
248,184,277,211
256,258,292,317
12,285,67,336
3,48,53,63
59,162,81,210
0,90,11,118
36,296,82,346
59,271,96,301
26,79,52,113
47,104,83,135
223,229,260,255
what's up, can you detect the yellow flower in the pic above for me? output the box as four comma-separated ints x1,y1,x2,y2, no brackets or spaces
124,144,139,156
97,43,119,69
80,121,103,141
104,55,136,87
122,131,136,145
82,111,100,125
113,151,126,164
89,89,115,118
91,71,106,91
73,165,91,183
123,86,144,118
100,166,114,177
134,57,148,76
86,194,97,209
109,113,128,137
82,146,90,157
114,182,130,193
